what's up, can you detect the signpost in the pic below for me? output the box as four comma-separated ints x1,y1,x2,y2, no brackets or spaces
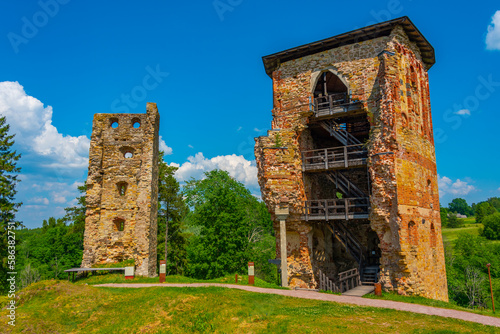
248,262,255,285
159,260,166,283
124,266,134,280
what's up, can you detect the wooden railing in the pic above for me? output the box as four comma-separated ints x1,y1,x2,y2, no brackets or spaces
318,269,339,293
303,198,370,221
337,268,361,293
313,92,349,111
302,144,367,172
318,268,361,293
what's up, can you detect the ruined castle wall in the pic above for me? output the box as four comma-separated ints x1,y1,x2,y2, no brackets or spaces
256,36,390,289
82,103,159,277
255,26,448,300
388,28,447,300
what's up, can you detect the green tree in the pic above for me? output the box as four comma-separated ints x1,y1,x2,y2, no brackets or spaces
447,213,463,228
487,197,500,211
482,213,500,240
475,202,497,225
448,198,472,217
440,206,449,227
184,169,273,280
0,116,22,294
157,152,189,275
63,183,87,240
446,234,500,308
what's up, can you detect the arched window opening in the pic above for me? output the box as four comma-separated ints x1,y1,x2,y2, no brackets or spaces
120,146,135,159
131,117,141,129
430,223,437,248
117,182,128,196
408,221,418,247
313,71,349,111
110,117,119,129
113,218,125,232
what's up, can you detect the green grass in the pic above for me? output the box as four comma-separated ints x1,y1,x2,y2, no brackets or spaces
442,224,483,244
1,280,497,333
75,272,285,290
364,290,500,319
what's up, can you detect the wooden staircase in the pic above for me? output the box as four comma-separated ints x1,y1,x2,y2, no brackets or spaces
325,171,367,198
320,119,362,146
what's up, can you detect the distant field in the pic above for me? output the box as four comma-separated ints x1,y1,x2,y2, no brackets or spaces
442,224,483,244
1,280,497,333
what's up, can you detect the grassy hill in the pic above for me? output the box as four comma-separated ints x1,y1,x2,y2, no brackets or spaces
1,280,497,333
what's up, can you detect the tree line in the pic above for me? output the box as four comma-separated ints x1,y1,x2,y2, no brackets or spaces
441,197,500,239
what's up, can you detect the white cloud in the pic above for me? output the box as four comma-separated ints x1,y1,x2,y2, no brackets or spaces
455,109,470,116
188,144,194,149
237,126,242,131
438,175,476,198
498,187,500,192
0,81,90,169
30,197,49,205
17,176,85,228
486,10,500,50
159,135,173,155
53,194,67,204
254,127,264,132
173,152,258,189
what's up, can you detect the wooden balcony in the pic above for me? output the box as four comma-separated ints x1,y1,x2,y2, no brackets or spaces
302,198,370,221
311,93,363,119
302,144,367,172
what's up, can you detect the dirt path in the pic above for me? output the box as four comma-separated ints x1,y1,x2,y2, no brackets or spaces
94,283,500,328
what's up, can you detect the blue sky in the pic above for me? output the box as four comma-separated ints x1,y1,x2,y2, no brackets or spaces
0,0,499,228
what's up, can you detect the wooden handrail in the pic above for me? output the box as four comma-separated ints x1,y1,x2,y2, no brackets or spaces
303,197,370,221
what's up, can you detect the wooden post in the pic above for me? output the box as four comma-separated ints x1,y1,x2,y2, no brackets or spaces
324,148,328,170
344,146,348,168
487,264,495,313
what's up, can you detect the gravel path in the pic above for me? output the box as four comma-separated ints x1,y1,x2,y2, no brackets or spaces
95,283,500,328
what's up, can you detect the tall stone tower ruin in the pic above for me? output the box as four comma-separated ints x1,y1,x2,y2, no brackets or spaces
82,102,159,277
255,17,448,301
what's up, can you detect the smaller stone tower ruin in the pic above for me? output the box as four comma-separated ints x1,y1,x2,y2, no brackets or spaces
82,103,159,277
255,17,448,301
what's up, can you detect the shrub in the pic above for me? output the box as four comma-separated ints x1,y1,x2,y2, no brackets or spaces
482,213,500,240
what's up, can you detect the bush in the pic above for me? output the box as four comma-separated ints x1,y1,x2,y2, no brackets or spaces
447,213,464,228
482,213,500,240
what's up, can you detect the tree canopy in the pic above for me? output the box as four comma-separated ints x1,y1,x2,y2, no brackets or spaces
183,169,273,280
0,116,22,294
448,198,472,217
157,152,189,275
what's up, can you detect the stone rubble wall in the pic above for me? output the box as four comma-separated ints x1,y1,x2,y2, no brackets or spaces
255,26,448,300
82,103,159,277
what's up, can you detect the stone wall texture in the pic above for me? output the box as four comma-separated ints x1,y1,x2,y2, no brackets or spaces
255,25,448,301
82,102,159,277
